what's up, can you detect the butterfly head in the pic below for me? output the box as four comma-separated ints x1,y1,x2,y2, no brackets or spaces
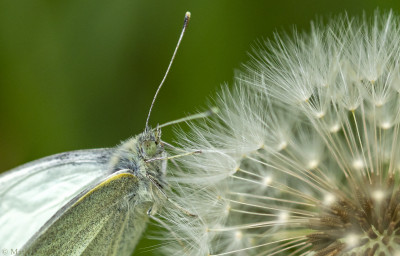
141,126,163,159
110,126,166,180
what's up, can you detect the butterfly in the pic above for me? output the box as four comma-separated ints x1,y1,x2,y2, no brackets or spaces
0,12,194,256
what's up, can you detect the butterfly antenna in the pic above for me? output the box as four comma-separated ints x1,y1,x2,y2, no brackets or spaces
145,11,191,129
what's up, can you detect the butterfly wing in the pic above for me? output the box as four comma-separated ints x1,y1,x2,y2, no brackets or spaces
0,149,114,250
21,171,149,256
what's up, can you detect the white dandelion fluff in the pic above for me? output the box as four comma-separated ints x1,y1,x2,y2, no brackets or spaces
159,11,400,255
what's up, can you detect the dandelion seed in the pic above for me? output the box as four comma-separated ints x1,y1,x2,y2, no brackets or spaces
371,189,385,202
278,211,289,223
329,123,341,133
344,234,360,248
234,231,243,241
159,10,400,256
381,121,392,129
352,158,365,170
262,176,272,187
323,193,335,206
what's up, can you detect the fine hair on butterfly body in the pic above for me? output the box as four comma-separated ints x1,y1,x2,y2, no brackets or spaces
0,12,191,256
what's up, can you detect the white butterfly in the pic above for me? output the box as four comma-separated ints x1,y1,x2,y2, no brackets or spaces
0,12,191,256
1,130,165,255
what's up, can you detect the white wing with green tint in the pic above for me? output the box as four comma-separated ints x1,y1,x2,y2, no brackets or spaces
0,149,113,251
21,172,148,256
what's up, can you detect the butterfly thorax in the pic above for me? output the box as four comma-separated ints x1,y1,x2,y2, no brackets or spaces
108,127,167,212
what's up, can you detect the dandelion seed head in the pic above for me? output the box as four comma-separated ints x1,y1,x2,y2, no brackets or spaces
158,10,400,256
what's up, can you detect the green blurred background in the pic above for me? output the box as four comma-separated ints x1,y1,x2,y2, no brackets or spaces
0,0,399,254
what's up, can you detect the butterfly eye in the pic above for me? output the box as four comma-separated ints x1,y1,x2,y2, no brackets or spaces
143,140,157,157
